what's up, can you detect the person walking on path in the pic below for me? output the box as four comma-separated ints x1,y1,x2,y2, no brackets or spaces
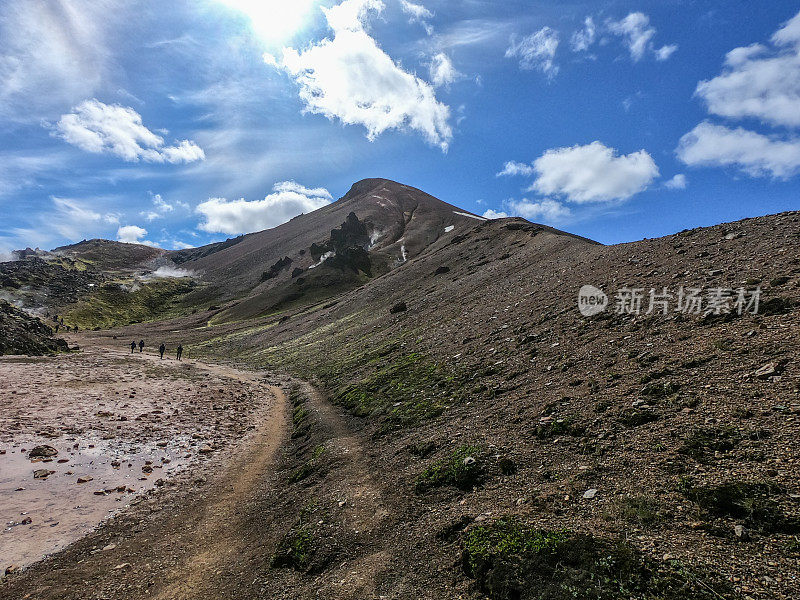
176,344,183,361
159,343,166,359
139,340,144,353
130,341,136,353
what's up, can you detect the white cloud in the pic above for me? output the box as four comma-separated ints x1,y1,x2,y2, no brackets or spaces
664,174,688,189
483,199,571,224
400,0,433,34
679,11,800,180
694,10,800,129
496,160,535,177
0,0,115,122
117,225,159,247
606,13,676,62
51,197,120,240
152,193,174,213
570,17,596,52
196,181,333,235
400,0,432,21
655,44,678,61
429,53,460,88
1,196,121,250
530,141,659,203
505,27,560,78
507,199,571,222
269,0,452,150
677,121,800,178
54,99,205,163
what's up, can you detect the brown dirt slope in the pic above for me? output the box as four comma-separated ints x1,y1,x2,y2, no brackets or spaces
92,207,800,599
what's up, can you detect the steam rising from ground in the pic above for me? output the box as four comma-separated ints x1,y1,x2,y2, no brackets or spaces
0,249,20,263
141,265,197,280
309,252,335,269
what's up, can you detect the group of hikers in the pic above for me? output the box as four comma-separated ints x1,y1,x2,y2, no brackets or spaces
51,315,78,334
130,339,184,361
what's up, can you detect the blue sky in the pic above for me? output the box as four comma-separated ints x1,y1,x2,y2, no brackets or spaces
2,0,800,254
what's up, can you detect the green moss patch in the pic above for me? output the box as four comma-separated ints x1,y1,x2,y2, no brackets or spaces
415,445,486,493
331,351,465,433
682,480,798,533
461,518,731,600
678,426,741,461
288,445,326,484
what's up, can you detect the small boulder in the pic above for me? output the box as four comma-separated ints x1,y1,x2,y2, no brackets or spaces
28,445,58,459
754,362,785,379
390,302,407,314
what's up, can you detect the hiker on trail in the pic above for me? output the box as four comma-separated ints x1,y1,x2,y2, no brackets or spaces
159,343,166,359
55,324,59,334
73,325,78,333
139,340,144,353
131,341,136,353
176,345,183,361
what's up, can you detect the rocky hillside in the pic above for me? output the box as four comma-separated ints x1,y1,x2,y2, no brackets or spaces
4,180,800,599
0,301,69,355
76,189,800,599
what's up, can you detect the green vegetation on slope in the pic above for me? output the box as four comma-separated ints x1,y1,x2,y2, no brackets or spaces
65,278,197,329
415,445,486,493
462,518,731,600
325,349,468,433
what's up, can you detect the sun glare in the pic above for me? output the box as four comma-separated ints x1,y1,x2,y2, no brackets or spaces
218,0,317,43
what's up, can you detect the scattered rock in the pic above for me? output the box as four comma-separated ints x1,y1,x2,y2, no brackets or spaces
199,445,214,454
734,524,750,540
33,469,52,479
754,362,786,379
583,488,598,499
390,301,408,314
28,445,58,459
77,475,93,484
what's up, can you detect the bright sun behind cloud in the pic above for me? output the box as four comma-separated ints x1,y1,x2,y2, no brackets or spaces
217,0,318,43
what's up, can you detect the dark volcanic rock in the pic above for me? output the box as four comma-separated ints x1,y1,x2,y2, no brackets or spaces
0,300,69,356
262,257,293,281
390,301,408,314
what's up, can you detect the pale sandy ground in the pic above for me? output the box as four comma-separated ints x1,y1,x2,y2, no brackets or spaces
0,340,274,574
